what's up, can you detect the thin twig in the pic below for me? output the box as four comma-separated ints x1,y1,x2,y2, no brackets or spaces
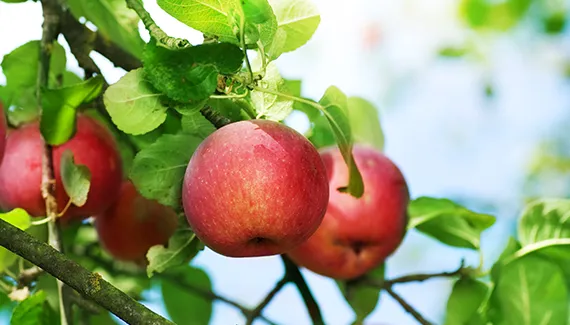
37,1,71,323
384,261,467,286
125,0,189,48
246,276,289,325
0,219,174,325
384,287,434,325
281,255,324,325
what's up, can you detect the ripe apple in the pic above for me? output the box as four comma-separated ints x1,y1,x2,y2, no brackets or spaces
0,115,123,223
182,119,329,258
0,102,6,163
287,145,410,280
95,181,178,263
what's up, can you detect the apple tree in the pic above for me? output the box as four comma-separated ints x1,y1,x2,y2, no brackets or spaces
0,0,569,324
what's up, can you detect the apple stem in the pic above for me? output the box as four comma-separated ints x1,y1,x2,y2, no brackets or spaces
0,219,175,325
200,105,232,129
281,255,325,325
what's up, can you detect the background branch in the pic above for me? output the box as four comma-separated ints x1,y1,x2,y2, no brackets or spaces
245,275,289,325
281,255,324,325
0,219,174,325
60,10,141,72
385,287,433,325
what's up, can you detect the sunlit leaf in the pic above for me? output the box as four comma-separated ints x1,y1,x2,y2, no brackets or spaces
104,68,168,135
408,197,496,249
319,86,364,198
147,228,203,277
59,150,91,207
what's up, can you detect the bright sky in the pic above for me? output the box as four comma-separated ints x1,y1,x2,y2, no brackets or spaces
1,1,569,324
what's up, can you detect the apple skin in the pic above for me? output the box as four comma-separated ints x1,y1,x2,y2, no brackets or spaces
0,102,6,164
182,119,329,258
95,181,178,263
287,145,410,280
0,115,123,223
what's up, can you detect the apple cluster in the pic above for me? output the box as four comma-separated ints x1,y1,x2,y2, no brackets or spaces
0,107,409,279
182,119,410,280
0,110,177,264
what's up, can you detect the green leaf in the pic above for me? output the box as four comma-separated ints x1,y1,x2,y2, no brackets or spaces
161,266,212,325
1,40,66,90
266,0,320,58
242,0,273,24
0,209,31,273
347,97,384,151
518,199,570,246
181,110,216,138
147,228,203,277
408,197,496,250
460,0,490,28
103,68,168,135
501,239,570,286
157,0,242,43
1,41,68,126
445,277,490,325
1,0,28,3
488,254,568,325
40,76,104,145
318,86,364,198
129,133,204,208
490,237,521,279
336,264,384,323
10,291,57,325
250,62,293,121
59,150,92,207
143,39,243,102
66,0,144,58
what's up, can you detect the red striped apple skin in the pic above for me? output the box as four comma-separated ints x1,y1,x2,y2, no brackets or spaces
182,119,330,258
287,145,409,280
0,115,123,223
0,102,6,164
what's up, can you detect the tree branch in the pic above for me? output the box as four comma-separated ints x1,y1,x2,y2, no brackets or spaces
384,287,433,325
281,255,324,325
59,10,141,72
245,275,289,325
0,219,174,325
355,262,468,325
125,0,189,48
79,246,278,325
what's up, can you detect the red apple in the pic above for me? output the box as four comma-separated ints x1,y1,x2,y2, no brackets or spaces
182,119,329,258
95,181,178,263
0,102,6,164
0,115,123,223
287,145,410,280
